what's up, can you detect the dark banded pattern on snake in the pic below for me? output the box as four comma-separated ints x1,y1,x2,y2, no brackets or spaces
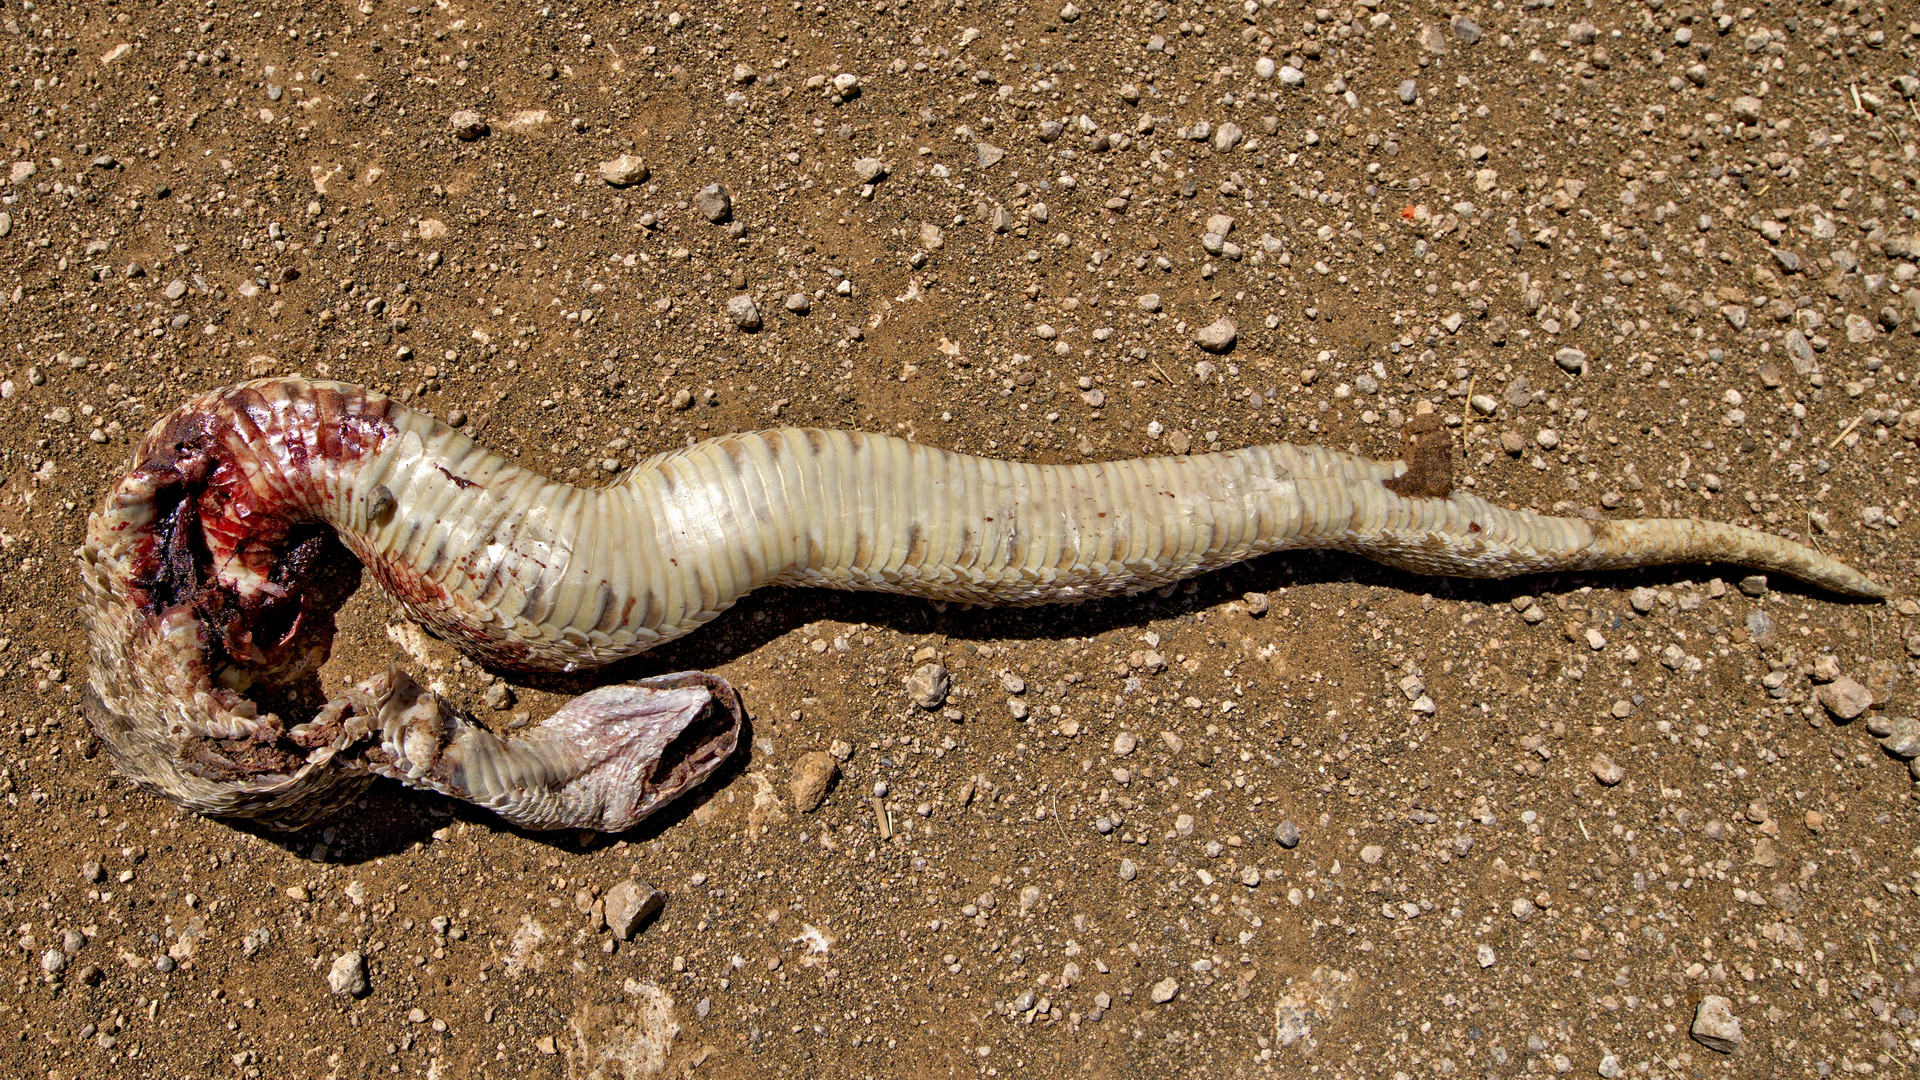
79,378,1887,831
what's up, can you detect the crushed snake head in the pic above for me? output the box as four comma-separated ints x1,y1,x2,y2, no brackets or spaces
80,378,1886,832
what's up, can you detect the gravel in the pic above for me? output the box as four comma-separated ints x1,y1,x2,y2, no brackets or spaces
725,294,762,331
448,109,488,141
905,663,950,709
327,952,369,998
603,879,667,940
1815,676,1874,721
695,183,733,223
597,154,649,188
1149,977,1180,1004
788,752,839,813
1690,995,1744,1054
1192,317,1237,353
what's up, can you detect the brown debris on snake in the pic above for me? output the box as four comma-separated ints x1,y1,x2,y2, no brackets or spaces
78,378,1887,832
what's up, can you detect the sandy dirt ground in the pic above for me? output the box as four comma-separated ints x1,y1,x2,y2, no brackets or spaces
1,0,1919,1077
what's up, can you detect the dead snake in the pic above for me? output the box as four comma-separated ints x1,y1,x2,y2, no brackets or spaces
78,378,1887,832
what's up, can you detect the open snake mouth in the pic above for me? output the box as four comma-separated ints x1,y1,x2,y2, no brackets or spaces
634,672,746,800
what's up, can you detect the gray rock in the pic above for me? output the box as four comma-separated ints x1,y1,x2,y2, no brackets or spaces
328,952,369,997
907,663,951,709
1119,858,1138,881
1274,820,1300,848
1589,753,1626,787
603,879,666,940
976,142,1006,168
695,183,732,223
1137,293,1162,312
1878,716,1920,758
1398,80,1418,105
1690,995,1743,1053
1037,120,1064,142
1452,16,1482,44
789,751,839,812
1553,347,1588,374
1845,313,1876,343
1737,574,1768,597
784,292,811,315
0,211,11,238
1149,977,1180,1004
597,154,649,187
1722,305,1748,331
1211,122,1243,153
163,279,188,301
1772,249,1801,274
1784,329,1818,374
448,109,488,141
1568,21,1599,45
482,682,515,710
1815,677,1873,721
725,294,762,331
852,157,888,185
1279,65,1306,87
1193,317,1237,353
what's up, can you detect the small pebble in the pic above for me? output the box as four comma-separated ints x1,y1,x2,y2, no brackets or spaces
695,183,733,223
1736,575,1768,597
1192,317,1237,353
783,292,811,315
852,158,888,185
1118,858,1138,882
1359,844,1384,865
1815,677,1872,721
597,154,649,187
1149,977,1180,1004
725,294,762,331
789,751,839,812
1476,944,1496,968
1690,995,1743,1054
1589,753,1626,787
1274,821,1300,849
603,879,667,940
906,663,950,709
448,109,488,141
1397,80,1418,105
328,952,369,997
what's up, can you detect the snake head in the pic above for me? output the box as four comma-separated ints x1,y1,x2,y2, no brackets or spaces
317,667,746,833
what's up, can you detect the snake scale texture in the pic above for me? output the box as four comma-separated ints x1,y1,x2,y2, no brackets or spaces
78,378,1887,832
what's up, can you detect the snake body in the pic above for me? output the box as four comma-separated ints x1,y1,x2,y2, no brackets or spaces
79,378,1886,831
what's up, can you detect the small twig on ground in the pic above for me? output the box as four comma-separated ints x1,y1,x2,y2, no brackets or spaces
1829,413,1864,450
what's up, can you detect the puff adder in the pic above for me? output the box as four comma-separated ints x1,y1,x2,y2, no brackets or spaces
78,379,1887,832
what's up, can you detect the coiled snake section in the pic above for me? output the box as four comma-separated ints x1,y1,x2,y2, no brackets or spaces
78,378,1886,831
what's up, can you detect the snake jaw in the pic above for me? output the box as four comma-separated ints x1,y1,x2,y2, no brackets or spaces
328,668,745,833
